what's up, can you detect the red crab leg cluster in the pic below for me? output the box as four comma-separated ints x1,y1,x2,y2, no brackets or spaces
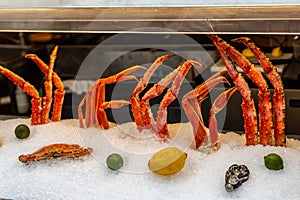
139,60,202,139
130,55,173,131
232,37,286,146
79,36,286,150
79,55,237,151
0,46,64,125
210,37,258,145
210,35,285,146
26,46,65,122
78,65,145,128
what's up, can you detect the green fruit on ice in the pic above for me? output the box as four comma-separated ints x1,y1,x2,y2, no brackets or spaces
106,153,124,170
14,124,30,139
264,153,284,170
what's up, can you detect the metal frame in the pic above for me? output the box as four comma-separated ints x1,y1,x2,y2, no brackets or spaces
0,6,299,34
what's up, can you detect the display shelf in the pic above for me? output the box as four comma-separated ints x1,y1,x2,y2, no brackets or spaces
0,6,299,34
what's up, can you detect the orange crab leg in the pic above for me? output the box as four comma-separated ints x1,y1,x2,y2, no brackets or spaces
140,60,201,133
25,46,65,122
48,46,65,122
182,71,228,149
212,41,259,145
130,55,174,131
210,35,272,145
232,37,286,146
78,66,144,129
139,67,181,132
78,83,98,128
95,80,108,129
0,65,41,125
94,66,144,129
85,85,94,127
78,94,87,128
208,87,237,149
40,49,54,124
100,100,130,109
153,60,202,139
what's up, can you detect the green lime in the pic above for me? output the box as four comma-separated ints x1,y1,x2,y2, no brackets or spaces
264,153,284,170
15,124,30,139
106,153,124,170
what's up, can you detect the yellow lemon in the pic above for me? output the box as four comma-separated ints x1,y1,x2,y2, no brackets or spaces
271,47,283,57
148,147,187,175
242,48,255,58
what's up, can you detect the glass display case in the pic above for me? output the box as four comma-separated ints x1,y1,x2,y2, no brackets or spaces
1,2,300,199
0,1,299,137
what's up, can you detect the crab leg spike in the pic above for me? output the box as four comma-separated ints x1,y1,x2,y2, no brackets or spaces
130,54,174,131
0,65,41,125
156,60,202,140
208,87,237,149
232,37,286,146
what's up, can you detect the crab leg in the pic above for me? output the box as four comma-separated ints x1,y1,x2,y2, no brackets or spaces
78,66,144,128
210,35,272,145
78,81,100,128
49,46,65,122
40,50,54,124
95,66,144,129
232,37,286,146
78,94,87,128
139,67,181,132
130,55,173,131
140,60,201,133
0,65,41,125
211,41,258,145
152,60,202,139
208,87,237,149
182,71,228,149
25,46,65,122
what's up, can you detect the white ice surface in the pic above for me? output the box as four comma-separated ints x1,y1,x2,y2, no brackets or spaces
0,118,300,200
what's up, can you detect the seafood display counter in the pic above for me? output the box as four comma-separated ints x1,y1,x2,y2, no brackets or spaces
0,2,300,199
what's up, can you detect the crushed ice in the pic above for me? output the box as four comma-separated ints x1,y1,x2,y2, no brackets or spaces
0,118,299,199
